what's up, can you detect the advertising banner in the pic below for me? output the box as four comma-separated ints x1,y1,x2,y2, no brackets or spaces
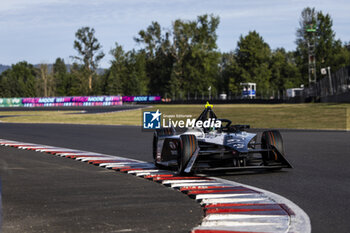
122,96,161,102
21,96,123,107
0,98,24,107
1,95,163,107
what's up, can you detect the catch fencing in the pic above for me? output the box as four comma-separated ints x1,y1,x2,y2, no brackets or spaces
303,66,350,102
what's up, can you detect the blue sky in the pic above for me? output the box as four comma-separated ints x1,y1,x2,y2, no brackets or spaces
0,0,349,68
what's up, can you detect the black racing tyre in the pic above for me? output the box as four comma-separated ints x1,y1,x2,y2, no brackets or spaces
261,130,285,165
178,134,198,174
156,127,176,137
153,127,176,164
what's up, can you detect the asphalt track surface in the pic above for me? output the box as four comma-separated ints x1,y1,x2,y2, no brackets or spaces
0,123,349,233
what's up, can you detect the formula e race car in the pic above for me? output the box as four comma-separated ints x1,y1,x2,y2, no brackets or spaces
152,103,292,174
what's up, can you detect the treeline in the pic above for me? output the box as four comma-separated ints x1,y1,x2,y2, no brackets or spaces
0,7,349,98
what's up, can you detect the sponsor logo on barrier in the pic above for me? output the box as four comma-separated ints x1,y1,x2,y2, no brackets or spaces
88,96,105,102
38,98,56,103
134,96,148,102
0,98,24,107
13,98,21,104
123,96,161,102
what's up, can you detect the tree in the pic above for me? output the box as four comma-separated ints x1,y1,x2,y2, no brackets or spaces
104,43,149,96
270,48,302,92
67,63,87,96
233,31,271,94
295,7,349,83
134,21,173,96
295,7,317,83
221,52,240,95
316,11,343,74
102,43,127,95
332,45,350,72
0,62,38,97
72,26,105,93
126,50,149,95
38,64,55,97
182,14,221,97
53,58,69,96
134,22,162,59
134,14,220,98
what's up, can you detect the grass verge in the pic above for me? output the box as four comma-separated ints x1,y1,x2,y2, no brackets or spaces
0,103,349,130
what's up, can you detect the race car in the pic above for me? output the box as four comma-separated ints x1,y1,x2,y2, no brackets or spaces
152,103,292,174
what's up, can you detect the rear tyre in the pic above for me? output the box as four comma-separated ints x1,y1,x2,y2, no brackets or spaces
153,128,176,167
261,130,285,166
178,134,198,174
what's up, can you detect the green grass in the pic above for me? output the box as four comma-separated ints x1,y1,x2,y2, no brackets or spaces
0,103,349,130
0,110,142,126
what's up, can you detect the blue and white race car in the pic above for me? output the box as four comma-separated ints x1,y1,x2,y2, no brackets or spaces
153,104,292,174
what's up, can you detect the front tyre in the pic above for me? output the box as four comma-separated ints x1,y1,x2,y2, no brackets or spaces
178,134,198,174
261,130,285,166
153,128,176,167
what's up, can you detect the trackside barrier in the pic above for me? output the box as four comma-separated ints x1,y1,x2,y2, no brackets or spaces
0,96,122,107
22,96,122,107
122,96,161,102
0,139,311,233
0,95,162,107
0,98,23,107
